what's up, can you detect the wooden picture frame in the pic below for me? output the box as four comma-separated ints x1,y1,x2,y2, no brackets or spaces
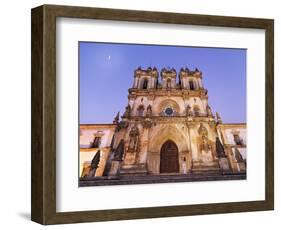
31,4,274,225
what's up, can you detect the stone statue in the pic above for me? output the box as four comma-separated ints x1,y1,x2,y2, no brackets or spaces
128,124,140,152
114,140,125,161
186,104,192,116
197,123,212,162
216,112,222,124
88,150,101,177
215,137,226,158
234,148,244,162
123,104,131,118
182,157,187,174
146,104,152,117
206,105,213,116
201,135,211,152
198,123,208,137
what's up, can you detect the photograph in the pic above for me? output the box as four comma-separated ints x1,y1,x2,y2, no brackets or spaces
30,4,274,224
78,42,247,186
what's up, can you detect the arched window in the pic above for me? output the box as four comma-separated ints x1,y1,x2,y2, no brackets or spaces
137,105,144,116
166,79,171,88
189,81,195,90
233,134,243,145
142,79,148,89
91,136,101,148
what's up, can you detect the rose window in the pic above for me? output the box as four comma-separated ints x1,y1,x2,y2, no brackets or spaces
164,107,174,116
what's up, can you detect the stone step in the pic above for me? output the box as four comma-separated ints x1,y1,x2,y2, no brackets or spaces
79,172,246,187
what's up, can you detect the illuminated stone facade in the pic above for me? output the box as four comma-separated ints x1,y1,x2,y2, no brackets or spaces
79,67,246,185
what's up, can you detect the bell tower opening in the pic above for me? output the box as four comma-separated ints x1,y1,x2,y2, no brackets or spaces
160,140,179,173
142,78,148,89
189,80,195,90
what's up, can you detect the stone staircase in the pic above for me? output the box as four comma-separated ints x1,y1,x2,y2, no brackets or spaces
79,172,246,187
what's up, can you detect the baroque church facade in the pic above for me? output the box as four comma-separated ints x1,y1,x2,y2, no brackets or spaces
79,67,246,185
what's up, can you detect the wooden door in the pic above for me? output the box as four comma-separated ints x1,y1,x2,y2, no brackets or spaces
160,140,179,173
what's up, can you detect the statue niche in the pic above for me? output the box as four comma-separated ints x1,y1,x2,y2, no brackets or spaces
186,104,192,116
146,104,152,117
206,104,213,116
197,123,214,164
123,124,141,165
128,124,140,153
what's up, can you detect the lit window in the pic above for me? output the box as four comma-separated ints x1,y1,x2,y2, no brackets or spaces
91,137,101,148
233,134,243,145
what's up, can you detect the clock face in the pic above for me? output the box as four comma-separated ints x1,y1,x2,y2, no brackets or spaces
165,107,173,115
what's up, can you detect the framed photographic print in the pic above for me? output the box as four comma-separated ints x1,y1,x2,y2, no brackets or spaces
31,4,274,225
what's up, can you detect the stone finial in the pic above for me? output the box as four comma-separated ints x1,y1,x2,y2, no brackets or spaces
179,67,189,79
161,67,177,79
91,150,101,170
216,112,222,123
113,112,120,124
206,105,213,116
215,137,226,158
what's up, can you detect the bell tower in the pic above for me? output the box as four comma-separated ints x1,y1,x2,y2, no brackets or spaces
178,67,210,117
179,67,203,90
133,66,158,89
160,67,177,89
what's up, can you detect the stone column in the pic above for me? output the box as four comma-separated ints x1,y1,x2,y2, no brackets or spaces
162,79,166,88
198,78,203,89
183,78,188,88
133,77,139,88
172,78,176,88
149,77,154,88
187,123,194,172
186,79,190,89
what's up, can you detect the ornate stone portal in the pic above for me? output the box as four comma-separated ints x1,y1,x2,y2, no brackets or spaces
79,67,247,185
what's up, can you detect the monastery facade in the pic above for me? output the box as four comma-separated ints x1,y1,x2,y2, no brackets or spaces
79,67,246,185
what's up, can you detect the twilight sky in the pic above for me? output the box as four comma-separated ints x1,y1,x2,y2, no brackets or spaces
79,42,246,124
